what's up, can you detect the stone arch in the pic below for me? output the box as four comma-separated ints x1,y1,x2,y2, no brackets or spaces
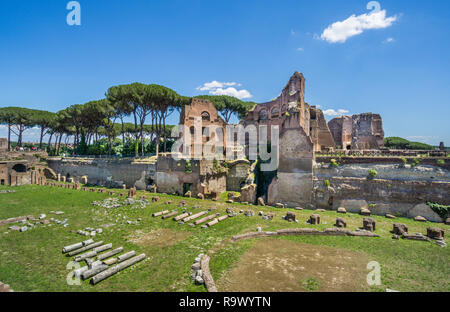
201,111,211,121
12,164,27,173
259,110,268,121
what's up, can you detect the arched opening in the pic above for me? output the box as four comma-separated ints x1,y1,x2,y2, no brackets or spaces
12,164,27,173
201,111,210,121
259,110,268,121
271,107,280,118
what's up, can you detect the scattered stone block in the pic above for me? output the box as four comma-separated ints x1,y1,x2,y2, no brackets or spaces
316,209,326,212
386,214,396,219
128,188,137,199
393,223,408,235
285,212,297,222
197,193,204,200
184,191,192,198
178,200,187,207
360,208,371,216
363,218,376,232
414,216,427,222
295,207,303,211
244,210,255,217
426,228,444,240
275,203,285,209
309,214,320,225
335,218,346,228
337,207,347,214
152,196,161,202
226,208,235,214
445,218,450,225
226,200,233,204
257,197,265,206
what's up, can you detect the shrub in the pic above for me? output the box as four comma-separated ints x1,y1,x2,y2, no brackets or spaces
410,158,421,167
323,180,330,187
426,202,450,219
330,159,339,167
184,160,192,173
368,169,378,178
400,157,408,166
437,159,445,166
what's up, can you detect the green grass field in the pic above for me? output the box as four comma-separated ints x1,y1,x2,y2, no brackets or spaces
0,184,448,292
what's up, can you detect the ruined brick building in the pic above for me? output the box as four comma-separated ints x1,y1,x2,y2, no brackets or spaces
241,72,336,152
328,113,384,150
0,161,47,186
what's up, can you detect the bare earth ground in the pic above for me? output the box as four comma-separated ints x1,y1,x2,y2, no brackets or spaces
216,238,369,292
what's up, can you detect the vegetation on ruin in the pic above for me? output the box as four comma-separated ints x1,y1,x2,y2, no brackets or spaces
323,180,330,187
0,185,448,292
368,169,378,179
384,137,434,150
426,202,450,220
437,159,445,166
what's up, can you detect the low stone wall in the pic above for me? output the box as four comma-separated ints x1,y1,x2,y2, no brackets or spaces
315,163,450,182
231,228,379,242
47,158,155,189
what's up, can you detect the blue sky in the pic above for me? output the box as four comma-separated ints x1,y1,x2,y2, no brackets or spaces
0,0,449,145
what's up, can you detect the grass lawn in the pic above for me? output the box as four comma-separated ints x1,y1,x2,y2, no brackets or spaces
0,184,448,292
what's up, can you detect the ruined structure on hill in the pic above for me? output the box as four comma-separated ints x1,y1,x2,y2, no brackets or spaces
241,72,335,152
177,98,227,157
328,113,384,150
0,161,48,186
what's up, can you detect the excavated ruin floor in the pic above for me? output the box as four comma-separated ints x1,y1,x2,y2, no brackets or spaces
216,238,370,292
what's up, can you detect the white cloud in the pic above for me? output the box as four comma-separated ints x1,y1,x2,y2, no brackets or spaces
196,81,241,91
323,109,350,117
196,80,252,100
320,10,397,43
297,47,304,52
383,37,395,44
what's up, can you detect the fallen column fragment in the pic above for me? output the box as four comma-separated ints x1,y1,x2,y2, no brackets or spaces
217,215,229,222
117,251,136,263
62,239,94,254
75,251,97,262
67,241,104,257
162,211,178,219
93,243,112,253
194,214,219,225
206,219,219,227
152,210,169,217
183,211,207,223
91,254,146,285
97,247,124,261
81,264,109,280
103,258,118,266
174,213,190,221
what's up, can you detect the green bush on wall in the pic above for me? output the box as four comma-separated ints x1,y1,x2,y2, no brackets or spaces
323,180,330,187
368,169,378,178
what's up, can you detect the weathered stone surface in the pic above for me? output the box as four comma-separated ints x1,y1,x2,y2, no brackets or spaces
402,233,431,242
152,196,161,202
244,210,255,217
335,218,346,228
257,197,265,206
363,218,376,232
309,214,320,225
393,223,408,235
360,208,371,216
426,228,444,240
240,184,256,204
407,204,442,223
335,199,369,214
285,212,297,222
